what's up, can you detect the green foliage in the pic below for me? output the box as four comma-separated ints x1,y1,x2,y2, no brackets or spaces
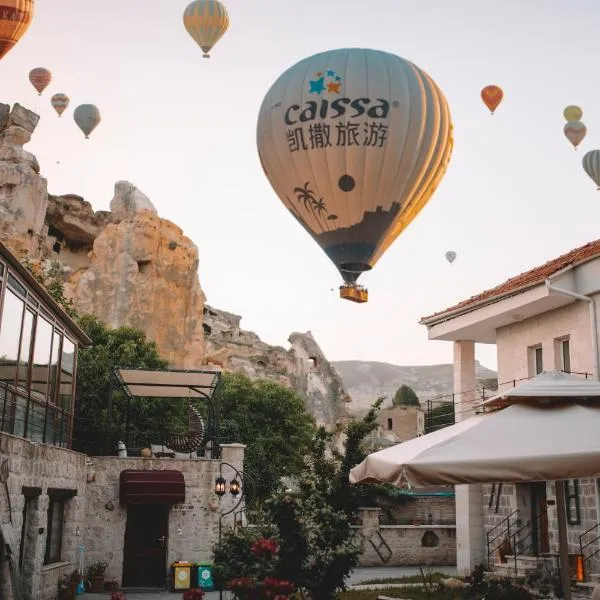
22,258,79,319
425,402,454,433
393,384,420,407
219,372,316,506
73,315,185,455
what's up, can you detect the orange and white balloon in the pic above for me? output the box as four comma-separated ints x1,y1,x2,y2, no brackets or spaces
29,67,51,95
51,93,69,117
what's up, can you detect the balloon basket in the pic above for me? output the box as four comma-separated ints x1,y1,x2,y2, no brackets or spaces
340,284,368,304
202,53,210,58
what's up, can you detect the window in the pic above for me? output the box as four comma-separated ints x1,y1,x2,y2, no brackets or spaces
0,289,25,387
565,479,581,525
529,345,543,375
560,339,571,372
44,496,65,564
387,418,393,430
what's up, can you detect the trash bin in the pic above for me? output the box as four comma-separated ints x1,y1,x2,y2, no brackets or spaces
173,562,194,591
196,564,214,591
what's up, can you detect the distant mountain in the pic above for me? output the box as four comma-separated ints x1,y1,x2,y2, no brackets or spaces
332,360,498,414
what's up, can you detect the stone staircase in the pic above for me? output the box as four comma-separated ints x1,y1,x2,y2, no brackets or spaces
492,554,546,579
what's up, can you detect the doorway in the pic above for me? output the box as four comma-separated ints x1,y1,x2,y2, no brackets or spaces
122,504,168,588
530,482,549,555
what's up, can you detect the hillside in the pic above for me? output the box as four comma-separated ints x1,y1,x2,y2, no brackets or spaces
332,360,498,414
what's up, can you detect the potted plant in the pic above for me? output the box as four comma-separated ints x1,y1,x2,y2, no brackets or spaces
183,589,205,600
87,560,109,593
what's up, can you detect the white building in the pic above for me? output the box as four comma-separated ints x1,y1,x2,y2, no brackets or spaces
420,239,600,580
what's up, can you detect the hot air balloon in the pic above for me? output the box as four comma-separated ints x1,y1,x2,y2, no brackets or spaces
29,67,51,95
0,0,34,61
51,93,69,117
445,251,456,264
256,48,454,304
564,105,583,122
73,104,101,139
564,121,587,150
481,85,503,114
183,0,229,58
583,150,600,190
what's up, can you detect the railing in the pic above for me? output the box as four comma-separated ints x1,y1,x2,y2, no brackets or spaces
579,522,600,580
508,510,551,576
486,509,519,568
0,380,71,447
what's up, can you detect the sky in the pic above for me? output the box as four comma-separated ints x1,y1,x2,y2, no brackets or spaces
2,0,600,372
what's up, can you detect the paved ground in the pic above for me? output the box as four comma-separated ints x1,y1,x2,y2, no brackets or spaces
84,565,458,599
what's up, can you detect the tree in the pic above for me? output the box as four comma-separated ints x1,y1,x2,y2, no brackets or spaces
425,401,455,433
219,372,316,507
393,384,420,407
73,315,186,455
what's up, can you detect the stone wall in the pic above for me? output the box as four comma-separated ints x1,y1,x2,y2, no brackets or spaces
355,508,456,567
0,432,87,600
382,495,455,526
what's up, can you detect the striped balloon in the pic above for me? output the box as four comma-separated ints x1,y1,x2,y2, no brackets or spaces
29,66,51,95
51,93,69,117
183,0,229,58
583,150,600,190
0,0,34,61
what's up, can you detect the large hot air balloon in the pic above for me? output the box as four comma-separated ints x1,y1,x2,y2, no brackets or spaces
51,93,69,117
564,121,586,150
73,104,101,139
583,150,600,190
256,48,454,304
564,105,583,122
445,251,456,264
0,0,34,61
29,67,51,95
183,0,229,58
481,85,503,114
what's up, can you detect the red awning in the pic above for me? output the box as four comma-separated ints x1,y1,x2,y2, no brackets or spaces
120,470,185,504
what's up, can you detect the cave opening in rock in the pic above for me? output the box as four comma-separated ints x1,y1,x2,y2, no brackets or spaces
52,241,61,254
202,323,212,335
137,260,152,273
308,356,318,368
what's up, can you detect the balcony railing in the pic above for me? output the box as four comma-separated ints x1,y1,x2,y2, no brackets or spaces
0,380,71,447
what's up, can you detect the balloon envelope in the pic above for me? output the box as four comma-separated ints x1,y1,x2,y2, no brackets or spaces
0,0,34,61
564,105,583,122
256,48,454,285
73,104,101,139
481,85,503,113
445,251,456,264
183,0,229,58
51,93,69,117
564,121,586,149
29,67,51,95
583,150,600,190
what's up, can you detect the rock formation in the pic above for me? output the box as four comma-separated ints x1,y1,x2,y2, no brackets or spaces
0,102,350,430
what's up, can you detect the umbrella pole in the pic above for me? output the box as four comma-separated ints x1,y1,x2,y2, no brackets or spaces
555,480,572,600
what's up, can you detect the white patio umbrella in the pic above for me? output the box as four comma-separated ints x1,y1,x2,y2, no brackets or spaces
349,371,600,600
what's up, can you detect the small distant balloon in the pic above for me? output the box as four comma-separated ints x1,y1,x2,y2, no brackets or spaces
73,104,101,139
29,67,51,95
445,251,456,264
481,85,503,114
51,93,69,117
564,121,587,150
564,105,583,122
0,0,34,61
583,150,600,190
183,0,229,58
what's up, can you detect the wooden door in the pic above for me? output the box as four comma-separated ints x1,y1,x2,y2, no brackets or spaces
530,482,549,555
122,504,168,588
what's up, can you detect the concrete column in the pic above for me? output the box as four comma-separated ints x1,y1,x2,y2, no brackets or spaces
453,340,485,575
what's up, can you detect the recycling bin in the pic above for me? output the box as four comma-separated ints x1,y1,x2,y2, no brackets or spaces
173,562,194,591
196,563,214,591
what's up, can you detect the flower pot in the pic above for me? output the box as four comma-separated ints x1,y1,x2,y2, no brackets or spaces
90,576,105,593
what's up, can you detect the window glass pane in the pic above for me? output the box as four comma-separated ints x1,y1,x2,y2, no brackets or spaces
59,338,74,413
535,347,543,374
31,317,53,398
47,332,62,444
0,289,24,387
562,340,571,372
7,273,26,298
45,499,64,564
16,309,34,392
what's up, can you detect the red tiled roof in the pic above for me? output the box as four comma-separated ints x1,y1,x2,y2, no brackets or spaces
420,238,600,323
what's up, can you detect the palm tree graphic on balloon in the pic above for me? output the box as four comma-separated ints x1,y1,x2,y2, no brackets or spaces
293,182,337,229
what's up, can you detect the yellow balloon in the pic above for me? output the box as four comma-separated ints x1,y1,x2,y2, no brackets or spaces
564,105,583,122
183,0,229,58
